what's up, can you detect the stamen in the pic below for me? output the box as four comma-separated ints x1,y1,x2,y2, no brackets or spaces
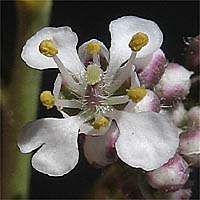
87,42,100,54
53,56,84,95
92,115,109,129
40,90,56,109
129,32,149,51
39,40,58,57
126,86,147,103
85,64,102,85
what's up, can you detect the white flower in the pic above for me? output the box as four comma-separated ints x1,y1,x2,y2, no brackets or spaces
18,16,179,176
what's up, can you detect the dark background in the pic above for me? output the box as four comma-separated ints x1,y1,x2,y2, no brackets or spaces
2,1,199,199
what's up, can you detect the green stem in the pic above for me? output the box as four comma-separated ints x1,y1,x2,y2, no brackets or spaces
2,1,52,199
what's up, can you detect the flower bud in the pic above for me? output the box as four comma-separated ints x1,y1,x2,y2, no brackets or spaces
169,103,187,127
133,90,161,113
135,49,167,89
154,188,191,200
178,127,200,167
155,63,193,104
187,106,200,127
146,154,189,191
185,35,200,73
83,121,119,168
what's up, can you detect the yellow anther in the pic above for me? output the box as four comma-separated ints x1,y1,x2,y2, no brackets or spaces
126,86,147,103
39,40,58,57
87,42,100,54
85,64,102,85
40,91,56,109
129,32,149,51
92,116,109,129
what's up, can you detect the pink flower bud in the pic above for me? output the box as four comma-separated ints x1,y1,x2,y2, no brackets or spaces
185,35,200,73
83,121,120,168
146,154,189,191
135,49,167,89
178,127,200,166
187,106,200,127
155,63,193,104
154,188,191,200
133,90,161,113
169,103,187,127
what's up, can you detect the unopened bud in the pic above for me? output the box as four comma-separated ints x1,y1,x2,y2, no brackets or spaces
185,35,200,73
136,49,167,89
155,63,193,104
146,154,189,191
178,127,200,167
154,188,191,200
187,106,200,127
83,121,119,167
170,103,187,128
133,90,161,113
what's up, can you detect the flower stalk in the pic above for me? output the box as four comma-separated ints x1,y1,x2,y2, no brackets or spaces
2,1,52,199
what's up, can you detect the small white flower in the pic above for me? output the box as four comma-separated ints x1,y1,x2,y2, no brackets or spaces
18,16,179,176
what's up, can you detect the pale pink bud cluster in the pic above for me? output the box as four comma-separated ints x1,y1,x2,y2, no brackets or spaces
154,188,191,200
187,106,200,127
146,154,190,191
83,121,120,168
179,127,200,167
135,49,167,89
155,63,193,104
133,90,161,113
167,103,187,128
185,35,200,73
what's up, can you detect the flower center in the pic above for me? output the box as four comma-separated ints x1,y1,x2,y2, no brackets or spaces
85,83,103,109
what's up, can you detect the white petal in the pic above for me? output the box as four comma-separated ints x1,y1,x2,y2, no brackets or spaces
106,110,179,171
83,120,119,167
105,51,136,93
124,100,136,112
109,16,163,71
18,117,82,176
107,66,135,94
21,26,84,74
78,39,109,65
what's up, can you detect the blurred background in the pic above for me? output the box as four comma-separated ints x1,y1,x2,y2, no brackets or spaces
2,1,199,199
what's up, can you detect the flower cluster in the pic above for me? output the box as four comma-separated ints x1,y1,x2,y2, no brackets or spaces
18,16,195,179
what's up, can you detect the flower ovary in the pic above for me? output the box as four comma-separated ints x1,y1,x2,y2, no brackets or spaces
85,64,102,85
